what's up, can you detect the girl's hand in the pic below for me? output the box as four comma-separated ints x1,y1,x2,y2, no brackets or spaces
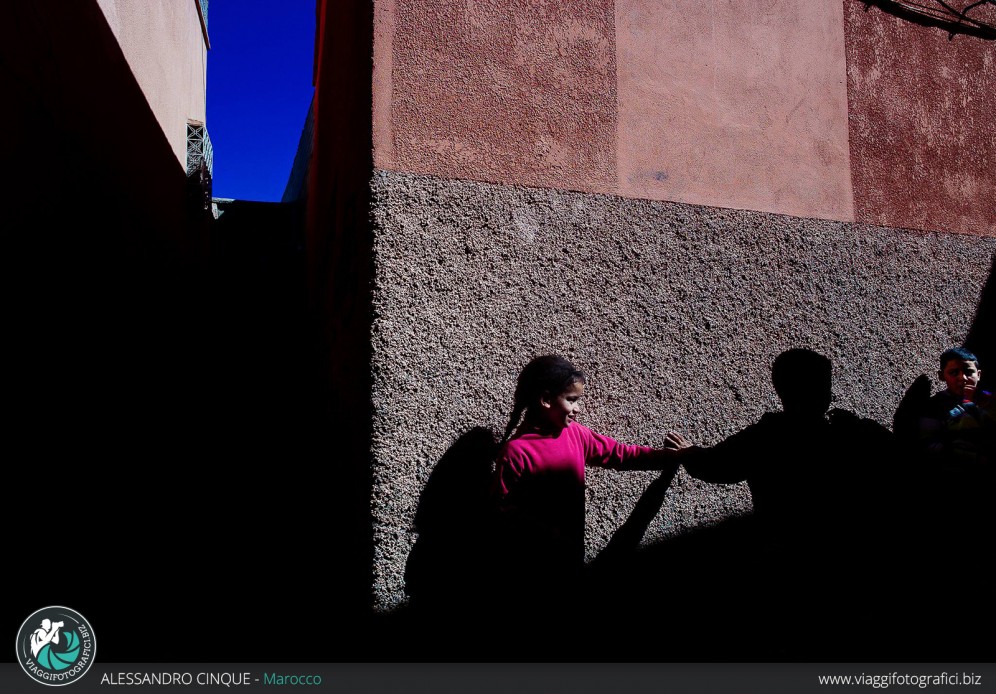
664,431,692,450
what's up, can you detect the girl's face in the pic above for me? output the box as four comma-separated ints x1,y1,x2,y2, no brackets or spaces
538,380,584,430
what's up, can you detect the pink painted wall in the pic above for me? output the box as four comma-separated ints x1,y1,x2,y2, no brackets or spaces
374,0,617,193
373,0,994,233
96,0,208,167
375,0,853,219
845,1,996,236
615,0,854,221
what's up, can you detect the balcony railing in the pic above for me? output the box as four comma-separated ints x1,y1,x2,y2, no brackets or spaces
186,121,213,178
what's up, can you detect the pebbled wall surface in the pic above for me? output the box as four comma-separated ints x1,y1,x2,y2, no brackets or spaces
369,169,995,609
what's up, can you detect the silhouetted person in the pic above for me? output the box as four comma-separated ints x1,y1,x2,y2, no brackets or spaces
684,350,856,549
681,348,894,658
894,374,932,456
405,427,497,618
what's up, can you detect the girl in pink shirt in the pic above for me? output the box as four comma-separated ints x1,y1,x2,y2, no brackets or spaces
492,355,690,588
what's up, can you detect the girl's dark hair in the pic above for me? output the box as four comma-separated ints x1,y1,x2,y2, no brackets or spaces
498,355,586,448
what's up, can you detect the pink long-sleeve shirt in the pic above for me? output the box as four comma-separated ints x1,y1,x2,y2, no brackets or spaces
493,422,657,558
495,422,656,499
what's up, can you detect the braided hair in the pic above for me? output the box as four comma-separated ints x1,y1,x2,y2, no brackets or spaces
497,355,586,450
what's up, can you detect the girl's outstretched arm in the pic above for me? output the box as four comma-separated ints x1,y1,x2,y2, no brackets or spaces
618,439,699,471
581,423,698,471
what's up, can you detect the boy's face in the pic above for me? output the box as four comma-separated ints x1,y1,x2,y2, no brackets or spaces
939,359,980,399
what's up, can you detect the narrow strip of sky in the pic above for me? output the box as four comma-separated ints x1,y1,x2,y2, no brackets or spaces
207,1,316,202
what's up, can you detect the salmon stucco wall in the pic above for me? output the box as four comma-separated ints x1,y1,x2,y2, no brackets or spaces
845,1,996,236
96,0,208,168
374,0,858,222
374,0,618,193
616,0,854,221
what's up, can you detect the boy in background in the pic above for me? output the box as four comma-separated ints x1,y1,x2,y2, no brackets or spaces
919,346,994,466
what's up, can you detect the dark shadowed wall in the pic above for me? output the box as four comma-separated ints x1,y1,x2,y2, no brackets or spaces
308,0,376,638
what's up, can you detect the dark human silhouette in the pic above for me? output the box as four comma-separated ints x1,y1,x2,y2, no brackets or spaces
680,348,895,658
683,350,892,549
593,467,680,564
405,427,498,617
894,373,933,453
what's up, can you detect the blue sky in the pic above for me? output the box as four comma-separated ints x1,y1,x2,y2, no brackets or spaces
207,1,316,202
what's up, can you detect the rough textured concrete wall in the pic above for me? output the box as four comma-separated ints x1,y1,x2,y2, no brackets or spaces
616,0,854,220
96,0,208,167
845,1,996,236
369,170,995,609
374,0,617,192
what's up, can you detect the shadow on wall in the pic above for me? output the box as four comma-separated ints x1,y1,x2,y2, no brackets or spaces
861,0,996,40
966,254,995,390
602,347,991,661
591,350,904,661
396,343,992,661
404,427,498,623
401,424,598,656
